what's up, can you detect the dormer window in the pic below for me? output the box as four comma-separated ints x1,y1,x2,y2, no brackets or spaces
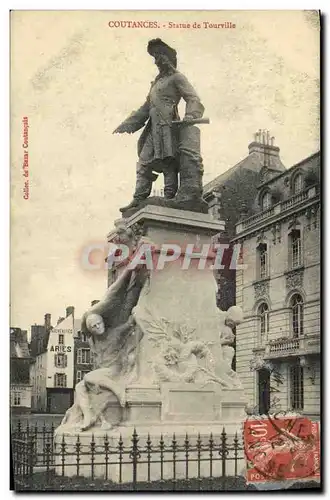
293,173,304,194
261,192,272,211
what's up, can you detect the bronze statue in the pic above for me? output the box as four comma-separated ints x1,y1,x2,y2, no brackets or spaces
113,38,206,213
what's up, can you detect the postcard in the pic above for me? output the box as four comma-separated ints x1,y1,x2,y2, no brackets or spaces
10,10,321,492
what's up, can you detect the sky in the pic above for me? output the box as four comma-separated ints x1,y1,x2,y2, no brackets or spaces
10,10,320,335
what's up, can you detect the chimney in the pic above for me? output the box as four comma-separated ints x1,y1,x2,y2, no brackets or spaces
21,329,28,343
209,190,223,220
239,203,249,221
66,306,75,318
248,130,285,172
91,300,100,306
44,313,51,332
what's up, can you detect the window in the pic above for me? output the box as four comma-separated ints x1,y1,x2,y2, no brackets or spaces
290,364,304,410
289,229,302,269
76,370,90,383
82,333,88,343
258,303,269,344
261,192,272,211
77,348,91,364
257,243,268,279
54,373,67,387
58,334,64,345
54,353,67,368
290,294,304,337
293,174,304,194
12,391,21,406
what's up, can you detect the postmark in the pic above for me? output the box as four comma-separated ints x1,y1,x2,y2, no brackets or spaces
243,414,320,483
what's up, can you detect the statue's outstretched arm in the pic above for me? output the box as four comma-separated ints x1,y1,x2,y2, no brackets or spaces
113,99,150,134
174,73,205,120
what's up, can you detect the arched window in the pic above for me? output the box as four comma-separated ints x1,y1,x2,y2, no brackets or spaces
261,192,272,211
293,173,304,194
290,294,304,337
257,243,268,279
289,229,302,269
258,302,269,344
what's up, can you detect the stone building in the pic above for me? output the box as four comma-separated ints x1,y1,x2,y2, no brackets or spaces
29,306,96,413
30,309,76,413
232,150,320,418
10,328,32,413
73,301,99,387
203,130,286,311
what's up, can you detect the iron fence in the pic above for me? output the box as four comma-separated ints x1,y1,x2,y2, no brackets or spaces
11,421,246,491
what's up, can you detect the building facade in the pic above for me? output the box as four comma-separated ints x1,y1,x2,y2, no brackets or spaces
30,306,96,413
203,131,286,310
30,309,76,413
233,151,320,418
45,313,75,413
10,328,32,413
74,331,94,386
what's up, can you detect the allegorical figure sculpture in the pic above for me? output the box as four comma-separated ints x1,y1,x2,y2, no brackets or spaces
113,38,206,213
59,261,149,432
140,307,243,389
218,306,244,389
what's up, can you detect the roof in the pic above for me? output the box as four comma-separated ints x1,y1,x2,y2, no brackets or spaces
55,314,82,338
257,150,320,189
74,318,82,338
10,328,30,358
203,147,286,198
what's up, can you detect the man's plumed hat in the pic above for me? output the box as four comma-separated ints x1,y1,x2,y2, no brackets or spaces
147,38,177,68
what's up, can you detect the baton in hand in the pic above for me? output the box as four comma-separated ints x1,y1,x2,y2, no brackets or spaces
172,118,210,126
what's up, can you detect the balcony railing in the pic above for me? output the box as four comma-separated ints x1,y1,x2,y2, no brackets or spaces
240,206,275,229
280,190,309,211
263,333,320,360
236,186,317,233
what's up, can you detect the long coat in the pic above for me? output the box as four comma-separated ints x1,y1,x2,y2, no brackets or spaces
119,71,204,166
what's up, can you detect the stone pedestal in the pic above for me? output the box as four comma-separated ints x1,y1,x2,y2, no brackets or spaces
55,206,247,482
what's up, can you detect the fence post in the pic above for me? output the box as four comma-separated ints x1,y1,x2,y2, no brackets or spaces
61,434,66,477
159,434,164,483
196,433,202,483
220,427,228,489
234,431,239,477
45,439,52,484
118,434,123,485
130,428,140,490
184,432,189,480
26,434,35,489
172,433,177,490
90,433,95,481
209,432,214,480
146,433,152,483
104,434,109,481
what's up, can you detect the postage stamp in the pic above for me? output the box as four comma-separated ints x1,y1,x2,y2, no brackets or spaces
243,415,320,483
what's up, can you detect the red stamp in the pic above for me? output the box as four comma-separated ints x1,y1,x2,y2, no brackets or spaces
244,415,320,483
